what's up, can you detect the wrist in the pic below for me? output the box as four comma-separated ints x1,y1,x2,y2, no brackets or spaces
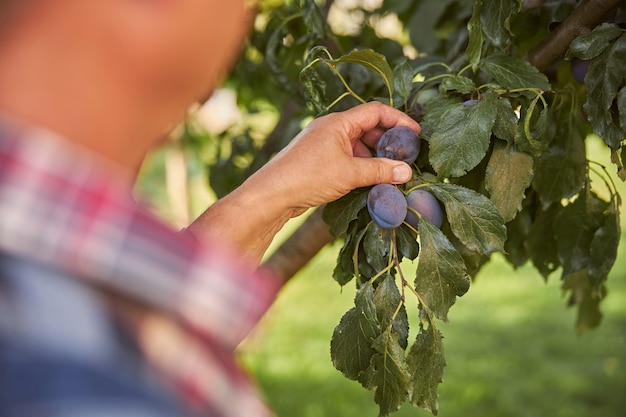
188,179,295,266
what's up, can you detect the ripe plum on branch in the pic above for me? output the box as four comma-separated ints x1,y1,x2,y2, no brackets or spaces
405,189,444,229
367,184,407,229
376,126,421,164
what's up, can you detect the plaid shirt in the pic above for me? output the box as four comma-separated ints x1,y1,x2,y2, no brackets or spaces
0,118,280,417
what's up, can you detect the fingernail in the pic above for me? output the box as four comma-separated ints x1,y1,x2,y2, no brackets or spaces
392,164,411,183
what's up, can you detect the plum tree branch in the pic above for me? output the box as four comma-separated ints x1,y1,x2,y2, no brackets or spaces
526,0,623,71
262,206,334,283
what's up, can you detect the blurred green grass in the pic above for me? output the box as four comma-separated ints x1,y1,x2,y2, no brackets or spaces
240,241,626,417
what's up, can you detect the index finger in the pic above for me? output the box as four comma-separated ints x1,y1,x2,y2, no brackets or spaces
341,102,421,148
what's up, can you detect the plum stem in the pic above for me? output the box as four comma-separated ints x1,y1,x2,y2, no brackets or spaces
457,63,473,77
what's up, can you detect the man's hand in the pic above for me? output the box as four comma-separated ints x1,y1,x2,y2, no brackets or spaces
251,101,421,216
188,102,421,266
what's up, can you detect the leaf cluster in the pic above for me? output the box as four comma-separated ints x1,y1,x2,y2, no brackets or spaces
179,0,626,415
324,176,506,415
316,1,624,415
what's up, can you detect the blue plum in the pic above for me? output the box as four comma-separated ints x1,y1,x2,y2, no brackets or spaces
463,99,479,106
376,126,421,164
405,189,444,229
367,184,408,229
409,88,438,122
571,58,590,84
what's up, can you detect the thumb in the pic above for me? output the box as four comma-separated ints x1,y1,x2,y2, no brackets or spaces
350,157,412,188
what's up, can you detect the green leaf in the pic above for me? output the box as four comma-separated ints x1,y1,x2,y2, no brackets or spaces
342,62,377,101
364,223,392,273
566,23,623,60
323,188,369,237
329,49,395,101
480,0,523,49
333,215,371,286
363,329,410,417
583,33,626,150
466,0,484,70
562,269,605,334
266,20,296,94
439,75,476,95
514,99,553,155
588,197,621,285
445,221,490,279
333,223,366,286
612,146,626,181
428,183,507,254
300,46,333,114
525,105,550,153
420,94,462,140
393,58,414,103
485,141,534,223
492,97,518,143
415,219,470,322
503,204,531,268
333,233,354,286
618,86,626,132
429,93,498,177
611,147,626,181
357,244,379,284
331,282,381,382
396,225,420,261
483,54,551,94
406,322,445,415
526,204,560,280
532,119,586,207
554,189,609,277
373,275,409,349
301,0,327,40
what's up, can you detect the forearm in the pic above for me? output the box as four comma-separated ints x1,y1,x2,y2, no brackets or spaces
186,178,295,267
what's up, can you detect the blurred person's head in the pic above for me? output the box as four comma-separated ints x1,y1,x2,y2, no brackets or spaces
0,0,252,172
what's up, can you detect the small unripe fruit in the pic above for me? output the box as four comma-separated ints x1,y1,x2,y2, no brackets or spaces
405,189,444,229
571,58,590,84
376,126,421,165
367,184,407,229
